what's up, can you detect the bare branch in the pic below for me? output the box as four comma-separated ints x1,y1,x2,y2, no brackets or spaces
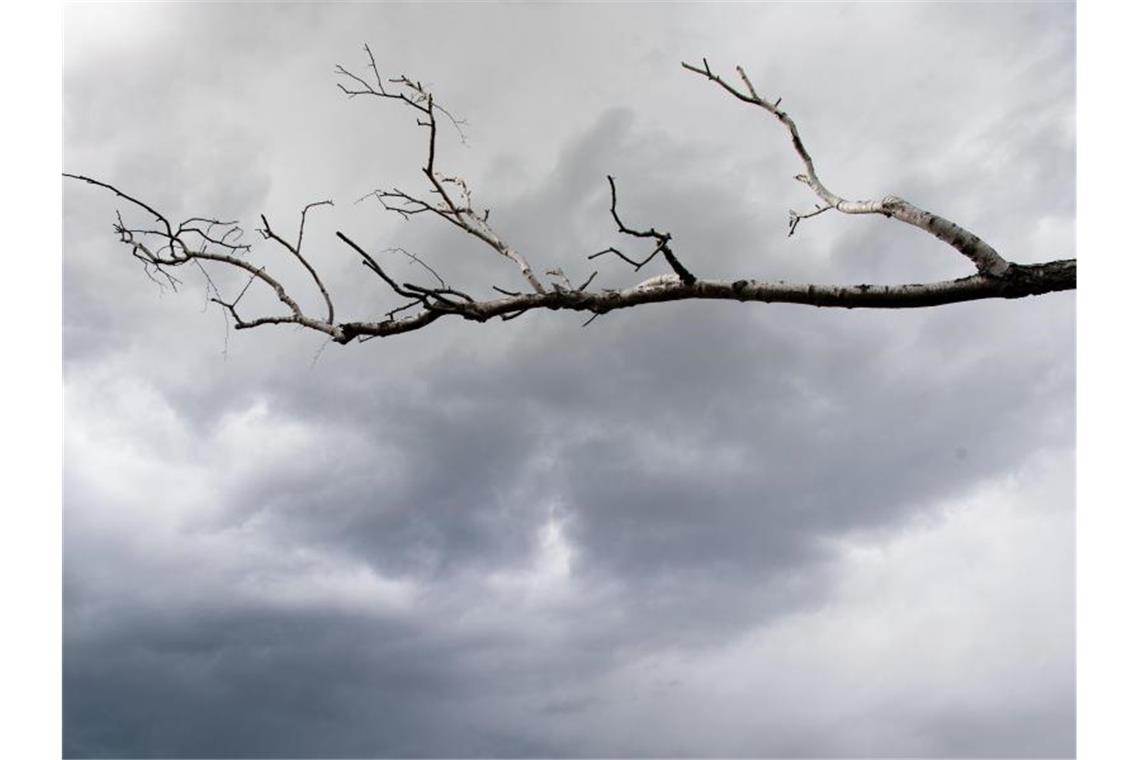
336,231,419,300
66,174,342,341
602,175,697,285
788,204,834,237
588,245,657,272
577,271,599,291
64,49,1075,351
297,200,334,251
66,173,176,241
336,51,545,294
681,60,1011,275
384,246,448,289
259,202,336,324
332,259,1075,342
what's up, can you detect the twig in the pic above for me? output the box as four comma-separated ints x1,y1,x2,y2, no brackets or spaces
603,175,696,285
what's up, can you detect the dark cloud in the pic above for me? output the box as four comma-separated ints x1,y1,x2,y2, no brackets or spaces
64,3,1074,758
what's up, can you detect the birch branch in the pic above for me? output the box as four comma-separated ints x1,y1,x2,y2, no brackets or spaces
64,50,1075,349
331,259,1075,342
338,45,546,294
681,58,1012,276
64,173,345,342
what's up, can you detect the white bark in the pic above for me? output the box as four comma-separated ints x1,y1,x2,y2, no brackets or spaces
682,60,1012,275
65,50,1074,348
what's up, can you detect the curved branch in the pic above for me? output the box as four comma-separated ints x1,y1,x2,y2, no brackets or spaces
681,59,1011,276
64,173,175,240
65,174,342,341
259,202,336,323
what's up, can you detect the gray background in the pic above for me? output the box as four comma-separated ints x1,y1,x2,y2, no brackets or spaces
63,3,1075,757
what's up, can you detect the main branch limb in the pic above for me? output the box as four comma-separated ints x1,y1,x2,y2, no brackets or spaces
333,259,1075,342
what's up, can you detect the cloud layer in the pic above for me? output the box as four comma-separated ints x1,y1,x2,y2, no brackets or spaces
64,3,1075,757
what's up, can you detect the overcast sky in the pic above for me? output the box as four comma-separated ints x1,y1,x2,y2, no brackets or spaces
62,3,1075,758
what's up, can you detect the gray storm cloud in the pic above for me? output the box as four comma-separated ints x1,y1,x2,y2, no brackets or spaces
64,3,1074,758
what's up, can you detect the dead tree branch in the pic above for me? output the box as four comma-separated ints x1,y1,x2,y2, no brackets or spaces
65,50,1075,348
589,175,697,286
680,58,1011,276
337,44,545,294
258,201,335,323
64,173,345,341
